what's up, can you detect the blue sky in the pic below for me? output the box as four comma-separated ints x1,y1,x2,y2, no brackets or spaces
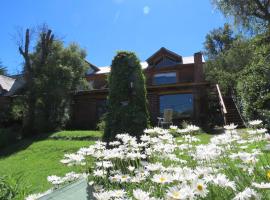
0,0,227,74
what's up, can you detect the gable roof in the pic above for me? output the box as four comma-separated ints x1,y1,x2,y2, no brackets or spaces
85,48,205,75
146,47,183,65
0,75,15,91
85,60,100,72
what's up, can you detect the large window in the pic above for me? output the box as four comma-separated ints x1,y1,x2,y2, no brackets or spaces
153,72,177,85
159,94,193,118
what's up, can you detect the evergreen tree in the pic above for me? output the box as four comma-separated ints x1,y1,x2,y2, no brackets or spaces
104,51,149,142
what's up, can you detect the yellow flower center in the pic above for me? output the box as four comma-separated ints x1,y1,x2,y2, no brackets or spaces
197,184,203,191
172,191,180,198
267,171,270,179
159,177,166,182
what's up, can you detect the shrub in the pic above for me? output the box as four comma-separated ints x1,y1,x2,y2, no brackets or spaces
237,42,270,129
0,128,21,149
0,175,26,200
104,51,149,142
96,115,106,132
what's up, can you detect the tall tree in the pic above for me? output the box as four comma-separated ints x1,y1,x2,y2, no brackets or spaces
19,28,88,135
211,0,270,32
204,23,236,59
237,36,270,128
203,24,250,93
19,28,54,136
104,51,149,142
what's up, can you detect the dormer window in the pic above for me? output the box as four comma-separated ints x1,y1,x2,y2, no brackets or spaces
153,72,177,85
155,56,178,68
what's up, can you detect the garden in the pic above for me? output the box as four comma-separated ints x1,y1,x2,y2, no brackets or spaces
19,120,270,200
1,1,270,199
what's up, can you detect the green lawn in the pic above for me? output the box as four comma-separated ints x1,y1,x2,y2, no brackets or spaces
0,129,223,198
0,130,102,195
50,130,103,140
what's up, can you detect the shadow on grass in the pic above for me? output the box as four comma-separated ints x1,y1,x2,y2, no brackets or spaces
0,130,103,158
0,132,54,158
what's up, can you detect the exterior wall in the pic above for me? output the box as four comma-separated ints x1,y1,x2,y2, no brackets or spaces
147,93,159,125
71,83,209,129
71,91,107,129
145,64,194,86
71,52,209,129
85,74,107,90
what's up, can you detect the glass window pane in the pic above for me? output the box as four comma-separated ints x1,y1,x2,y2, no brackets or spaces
160,94,193,118
153,72,176,85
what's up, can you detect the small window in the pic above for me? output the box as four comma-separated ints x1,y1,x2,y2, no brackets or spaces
153,72,177,85
155,56,178,68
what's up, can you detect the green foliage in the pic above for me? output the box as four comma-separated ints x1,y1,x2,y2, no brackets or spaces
204,23,236,59
32,41,88,133
237,39,270,128
211,0,270,32
0,134,93,196
0,175,26,200
104,51,149,142
97,116,106,132
205,37,252,93
0,60,7,75
20,28,88,135
204,23,270,128
10,96,26,122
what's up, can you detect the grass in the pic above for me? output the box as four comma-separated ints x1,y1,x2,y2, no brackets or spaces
0,130,102,196
50,130,103,140
0,128,244,198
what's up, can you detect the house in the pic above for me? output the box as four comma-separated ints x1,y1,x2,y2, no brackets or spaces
71,47,210,129
0,74,25,96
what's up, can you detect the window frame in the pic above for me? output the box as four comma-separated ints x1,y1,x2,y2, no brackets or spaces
152,71,178,85
159,93,194,119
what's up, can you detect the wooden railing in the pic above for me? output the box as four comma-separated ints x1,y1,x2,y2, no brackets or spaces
216,84,227,124
231,90,246,127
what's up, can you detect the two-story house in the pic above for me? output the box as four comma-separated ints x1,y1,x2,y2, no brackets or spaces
71,47,209,129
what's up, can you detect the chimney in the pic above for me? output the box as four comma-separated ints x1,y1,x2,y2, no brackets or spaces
194,52,204,82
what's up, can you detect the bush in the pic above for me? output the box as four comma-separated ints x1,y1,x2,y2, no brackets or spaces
236,41,270,129
0,128,21,149
97,115,106,132
104,51,149,142
0,175,26,200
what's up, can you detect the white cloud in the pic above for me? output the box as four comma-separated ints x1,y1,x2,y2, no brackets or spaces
143,6,150,15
